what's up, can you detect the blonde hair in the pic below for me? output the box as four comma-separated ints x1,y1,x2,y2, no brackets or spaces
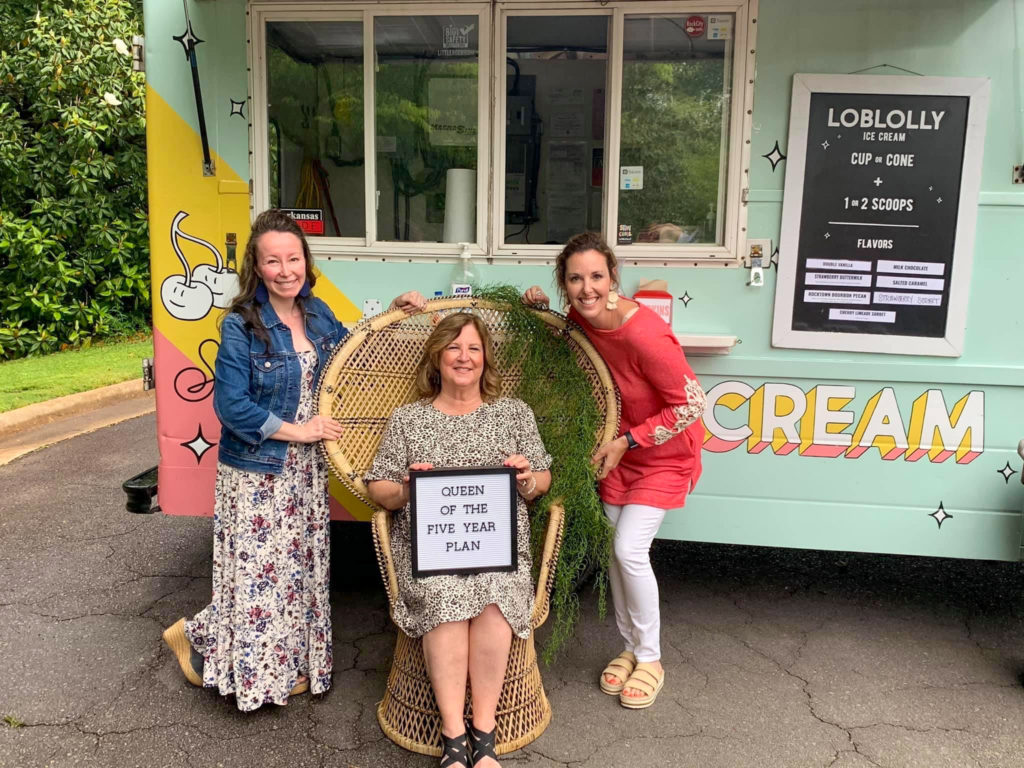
414,313,502,401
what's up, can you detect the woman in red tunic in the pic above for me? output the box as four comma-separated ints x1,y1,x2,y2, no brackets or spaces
523,231,706,709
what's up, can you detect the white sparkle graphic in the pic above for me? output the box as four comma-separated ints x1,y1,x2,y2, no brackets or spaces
997,462,1018,484
824,232,831,239
873,177,883,187
762,141,786,172
679,292,693,307
929,502,952,529
182,425,215,463
821,140,830,150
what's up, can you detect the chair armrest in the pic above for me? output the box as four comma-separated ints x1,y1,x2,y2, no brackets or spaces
531,502,565,629
371,508,399,610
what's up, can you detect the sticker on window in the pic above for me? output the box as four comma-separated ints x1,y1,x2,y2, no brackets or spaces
708,15,732,40
620,166,643,190
684,16,705,37
440,23,475,56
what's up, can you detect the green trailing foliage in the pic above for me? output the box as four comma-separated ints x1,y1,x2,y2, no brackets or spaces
476,285,612,662
0,1,148,360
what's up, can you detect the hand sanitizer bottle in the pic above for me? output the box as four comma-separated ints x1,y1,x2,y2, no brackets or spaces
450,243,478,297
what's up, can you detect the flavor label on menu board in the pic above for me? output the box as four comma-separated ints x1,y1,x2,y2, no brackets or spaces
772,75,990,357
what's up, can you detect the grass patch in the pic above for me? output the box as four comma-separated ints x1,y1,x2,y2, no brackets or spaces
0,334,153,413
3,714,25,728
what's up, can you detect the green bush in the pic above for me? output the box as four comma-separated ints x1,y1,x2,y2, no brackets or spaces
0,1,147,360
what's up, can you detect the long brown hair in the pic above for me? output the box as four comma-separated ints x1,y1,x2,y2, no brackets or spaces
553,231,619,308
221,209,318,344
414,313,502,401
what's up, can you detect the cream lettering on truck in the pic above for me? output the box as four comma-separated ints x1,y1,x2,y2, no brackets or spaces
701,381,983,464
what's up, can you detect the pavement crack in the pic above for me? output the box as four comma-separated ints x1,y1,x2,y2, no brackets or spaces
59,521,147,545
850,721,974,737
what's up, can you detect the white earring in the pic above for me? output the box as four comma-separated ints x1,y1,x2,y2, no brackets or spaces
605,290,619,311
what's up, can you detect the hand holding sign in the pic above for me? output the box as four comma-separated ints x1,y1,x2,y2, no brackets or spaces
403,462,435,506
502,453,536,498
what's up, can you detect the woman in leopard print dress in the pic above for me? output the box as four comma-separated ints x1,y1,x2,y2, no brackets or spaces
366,312,551,768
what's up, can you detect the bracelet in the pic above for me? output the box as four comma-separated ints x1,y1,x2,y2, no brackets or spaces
625,431,640,450
519,476,537,497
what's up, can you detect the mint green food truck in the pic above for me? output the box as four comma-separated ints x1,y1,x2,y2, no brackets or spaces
140,0,1024,561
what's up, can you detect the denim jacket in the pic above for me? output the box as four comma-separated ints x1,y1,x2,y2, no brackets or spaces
213,296,347,474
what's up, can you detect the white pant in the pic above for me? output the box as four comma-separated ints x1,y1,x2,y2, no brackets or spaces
604,502,666,663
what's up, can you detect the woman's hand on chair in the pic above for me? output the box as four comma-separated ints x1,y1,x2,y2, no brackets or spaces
521,286,549,308
300,415,343,443
390,291,428,315
592,436,629,480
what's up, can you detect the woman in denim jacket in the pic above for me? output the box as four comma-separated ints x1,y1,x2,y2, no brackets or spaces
163,209,424,711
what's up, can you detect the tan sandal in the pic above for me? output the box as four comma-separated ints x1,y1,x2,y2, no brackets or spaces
162,618,203,687
619,662,665,709
600,650,637,695
289,677,309,696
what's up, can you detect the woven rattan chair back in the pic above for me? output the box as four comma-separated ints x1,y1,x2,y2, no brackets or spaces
318,297,619,503
316,297,619,757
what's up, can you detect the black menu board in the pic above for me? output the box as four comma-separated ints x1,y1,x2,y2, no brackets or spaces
773,75,990,357
794,92,967,336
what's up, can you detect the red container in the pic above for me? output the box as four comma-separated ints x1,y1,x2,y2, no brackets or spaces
633,289,673,326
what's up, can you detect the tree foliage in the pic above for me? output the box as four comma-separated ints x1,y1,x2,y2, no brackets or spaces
0,0,147,360
618,59,727,242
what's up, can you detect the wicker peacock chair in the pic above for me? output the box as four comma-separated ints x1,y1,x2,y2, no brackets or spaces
317,297,619,757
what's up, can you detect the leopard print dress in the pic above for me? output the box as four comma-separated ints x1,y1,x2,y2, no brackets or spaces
364,398,552,638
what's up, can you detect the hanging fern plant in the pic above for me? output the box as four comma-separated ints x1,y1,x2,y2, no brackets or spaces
475,285,613,662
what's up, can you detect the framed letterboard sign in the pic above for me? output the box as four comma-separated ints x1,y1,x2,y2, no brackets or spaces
772,75,990,356
409,467,518,578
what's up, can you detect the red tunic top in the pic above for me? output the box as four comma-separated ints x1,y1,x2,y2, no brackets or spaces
569,304,706,510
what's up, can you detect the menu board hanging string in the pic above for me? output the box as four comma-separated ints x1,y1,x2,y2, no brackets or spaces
846,64,925,77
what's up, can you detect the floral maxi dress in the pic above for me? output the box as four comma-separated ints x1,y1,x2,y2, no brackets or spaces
185,350,332,711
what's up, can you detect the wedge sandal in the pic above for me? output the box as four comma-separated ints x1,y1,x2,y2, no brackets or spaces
439,732,471,767
289,677,310,696
619,662,665,709
599,650,637,695
162,618,203,687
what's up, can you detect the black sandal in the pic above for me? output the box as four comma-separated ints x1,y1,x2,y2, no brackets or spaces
440,732,470,767
468,724,498,765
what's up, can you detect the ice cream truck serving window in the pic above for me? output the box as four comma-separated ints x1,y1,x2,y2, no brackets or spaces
248,2,756,265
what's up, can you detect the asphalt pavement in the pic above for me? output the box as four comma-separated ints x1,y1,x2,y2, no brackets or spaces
3,414,1024,767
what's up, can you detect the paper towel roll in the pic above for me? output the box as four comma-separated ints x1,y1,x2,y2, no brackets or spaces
443,168,476,243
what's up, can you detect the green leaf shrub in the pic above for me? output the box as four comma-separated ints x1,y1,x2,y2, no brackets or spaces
0,1,147,360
